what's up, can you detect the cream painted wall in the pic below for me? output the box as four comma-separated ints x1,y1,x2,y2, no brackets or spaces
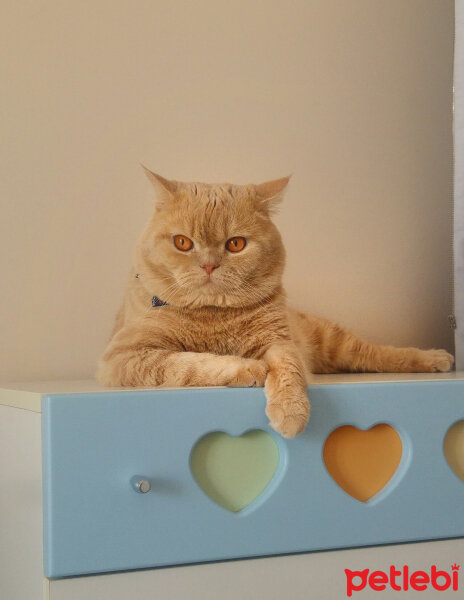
0,0,454,382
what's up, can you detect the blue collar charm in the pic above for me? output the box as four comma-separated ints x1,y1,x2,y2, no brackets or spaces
135,274,168,307
152,295,168,307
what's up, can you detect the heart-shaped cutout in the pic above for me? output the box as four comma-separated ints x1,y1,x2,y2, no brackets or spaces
190,430,279,512
444,420,464,482
323,424,402,502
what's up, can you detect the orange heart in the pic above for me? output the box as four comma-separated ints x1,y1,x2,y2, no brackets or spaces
323,424,402,502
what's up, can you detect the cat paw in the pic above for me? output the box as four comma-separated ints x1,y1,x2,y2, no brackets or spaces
226,359,269,388
420,349,454,373
266,405,309,438
265,380,310,438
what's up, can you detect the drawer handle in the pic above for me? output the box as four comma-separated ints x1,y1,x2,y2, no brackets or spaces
131,477,151,493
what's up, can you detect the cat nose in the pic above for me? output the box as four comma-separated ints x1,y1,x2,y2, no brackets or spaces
201,263,219,276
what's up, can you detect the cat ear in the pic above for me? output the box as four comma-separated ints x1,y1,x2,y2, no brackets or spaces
141,165,178,204
254,175,291,214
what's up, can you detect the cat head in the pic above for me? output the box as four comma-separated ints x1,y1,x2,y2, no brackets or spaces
134,167,289,308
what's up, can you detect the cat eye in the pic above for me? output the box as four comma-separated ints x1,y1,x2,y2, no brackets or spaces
226,237,247,253
173,235,194,252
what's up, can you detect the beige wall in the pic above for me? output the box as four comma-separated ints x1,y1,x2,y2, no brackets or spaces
0,0,454,382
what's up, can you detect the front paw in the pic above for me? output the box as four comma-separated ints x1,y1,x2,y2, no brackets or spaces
226,358,269,388
264,374,310,438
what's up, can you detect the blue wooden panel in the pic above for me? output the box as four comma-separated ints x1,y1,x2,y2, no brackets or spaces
42,381,464,578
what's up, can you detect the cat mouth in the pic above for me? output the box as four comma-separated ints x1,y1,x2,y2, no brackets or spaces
197,273,229,291
201,274,215,285
200,276,223,291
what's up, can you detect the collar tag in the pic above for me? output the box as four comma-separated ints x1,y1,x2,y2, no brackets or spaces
152,296,168,307
135,274,168,307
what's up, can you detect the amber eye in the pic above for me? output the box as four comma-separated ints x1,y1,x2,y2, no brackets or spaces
226,236,246,253
173,235,193,251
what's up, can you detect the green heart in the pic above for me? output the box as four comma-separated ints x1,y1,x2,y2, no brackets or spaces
190,430,280,512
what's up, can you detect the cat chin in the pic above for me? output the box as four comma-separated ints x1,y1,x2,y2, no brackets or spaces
172,289,250,309
183,293,275,310
187,294,241,308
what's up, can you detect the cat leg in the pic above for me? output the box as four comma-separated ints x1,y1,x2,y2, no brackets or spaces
295,314,454,374
261,342,310,438
97,346,268,387
98,317,270,387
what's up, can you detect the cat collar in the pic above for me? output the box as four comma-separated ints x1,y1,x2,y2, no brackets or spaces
135,273,168,307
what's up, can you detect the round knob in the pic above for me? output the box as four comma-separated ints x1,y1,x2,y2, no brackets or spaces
132,478,151,493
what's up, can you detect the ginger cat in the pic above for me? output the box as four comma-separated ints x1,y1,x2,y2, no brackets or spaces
97,169,454,438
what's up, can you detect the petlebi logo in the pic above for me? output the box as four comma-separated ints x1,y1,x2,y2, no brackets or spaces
345,564,460,596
